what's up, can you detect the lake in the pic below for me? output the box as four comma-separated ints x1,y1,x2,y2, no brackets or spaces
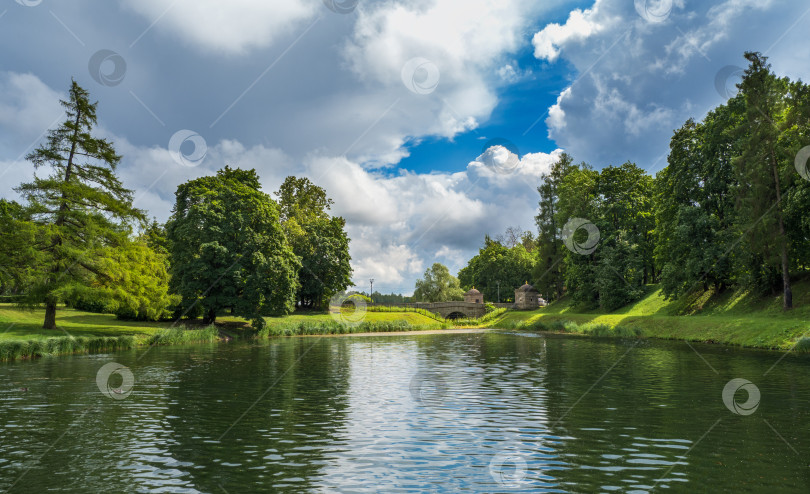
1,331,808,492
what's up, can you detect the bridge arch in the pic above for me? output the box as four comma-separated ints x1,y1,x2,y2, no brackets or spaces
445,311,467,320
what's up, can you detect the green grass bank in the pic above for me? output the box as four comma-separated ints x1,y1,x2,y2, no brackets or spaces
0,304,451,361
489,280,810,351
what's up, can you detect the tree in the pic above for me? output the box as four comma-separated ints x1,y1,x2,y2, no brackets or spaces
412,263,464,302
458,236,535,302
0,200,38,299
734,52,794,309
655,103,741,299
65,239,179,321
534,153,576,300
166,166,300,328
16,80,144,329
555,162,652,309
275,177,352,309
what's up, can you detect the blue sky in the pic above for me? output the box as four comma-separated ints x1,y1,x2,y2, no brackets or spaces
1,0,808,295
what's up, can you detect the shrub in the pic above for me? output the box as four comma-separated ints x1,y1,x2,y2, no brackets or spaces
793,337,810,353
146,326,219,346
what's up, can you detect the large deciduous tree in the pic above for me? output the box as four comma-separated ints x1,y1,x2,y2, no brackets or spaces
16,80,144,329
275,176,352,310
412,263,464,302
166,167,299,328
458,235,535,303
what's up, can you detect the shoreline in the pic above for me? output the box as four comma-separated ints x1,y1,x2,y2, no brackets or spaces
2,306,809,362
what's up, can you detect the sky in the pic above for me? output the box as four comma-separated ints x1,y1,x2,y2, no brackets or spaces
0,0,808,295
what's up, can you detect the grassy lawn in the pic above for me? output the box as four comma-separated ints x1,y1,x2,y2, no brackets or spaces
0,304,442,343
2,281,808,355
0,304,170,341
492,281,810,349
264,309,440,327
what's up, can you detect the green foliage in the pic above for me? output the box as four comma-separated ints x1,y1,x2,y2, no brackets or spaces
654,52,810,309
368,291,408,304
342,292,371,305
14,80,145,328
458,235,536,302
275,176,352,309
793,337,810,354
508,318,642,338
554,162,654,310
412,263,465,302
66,239,179,321
146,326,219,346
0,335,137,361
365,305,447,322
534,153,576,300
450,307,507,327
258,319,448,337
166,166,300,326
0,199,37,299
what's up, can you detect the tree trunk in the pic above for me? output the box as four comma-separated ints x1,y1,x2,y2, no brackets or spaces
42,106,81,330
770,148,793,310
43,301,57,329
203,308,217,325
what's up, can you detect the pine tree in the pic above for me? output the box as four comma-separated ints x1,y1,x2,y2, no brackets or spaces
735,53,793,309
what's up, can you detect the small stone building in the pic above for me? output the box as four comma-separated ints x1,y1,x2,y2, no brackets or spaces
464,287,483,304
514,282,540,310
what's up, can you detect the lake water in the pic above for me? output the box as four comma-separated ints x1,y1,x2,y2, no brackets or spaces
1,331,808,492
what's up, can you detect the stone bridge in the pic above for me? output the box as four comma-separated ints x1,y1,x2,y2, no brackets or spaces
368,302,490,319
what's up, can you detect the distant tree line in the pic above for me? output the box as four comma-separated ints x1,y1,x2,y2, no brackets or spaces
0,80,353,329
533,52,809,310
427,53,809,311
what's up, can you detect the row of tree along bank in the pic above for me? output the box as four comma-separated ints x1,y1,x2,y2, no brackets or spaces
418,53,808,314
0,81,352,330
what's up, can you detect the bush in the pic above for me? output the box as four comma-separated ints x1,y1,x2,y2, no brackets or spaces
793,336,810,353
146,326,219,346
